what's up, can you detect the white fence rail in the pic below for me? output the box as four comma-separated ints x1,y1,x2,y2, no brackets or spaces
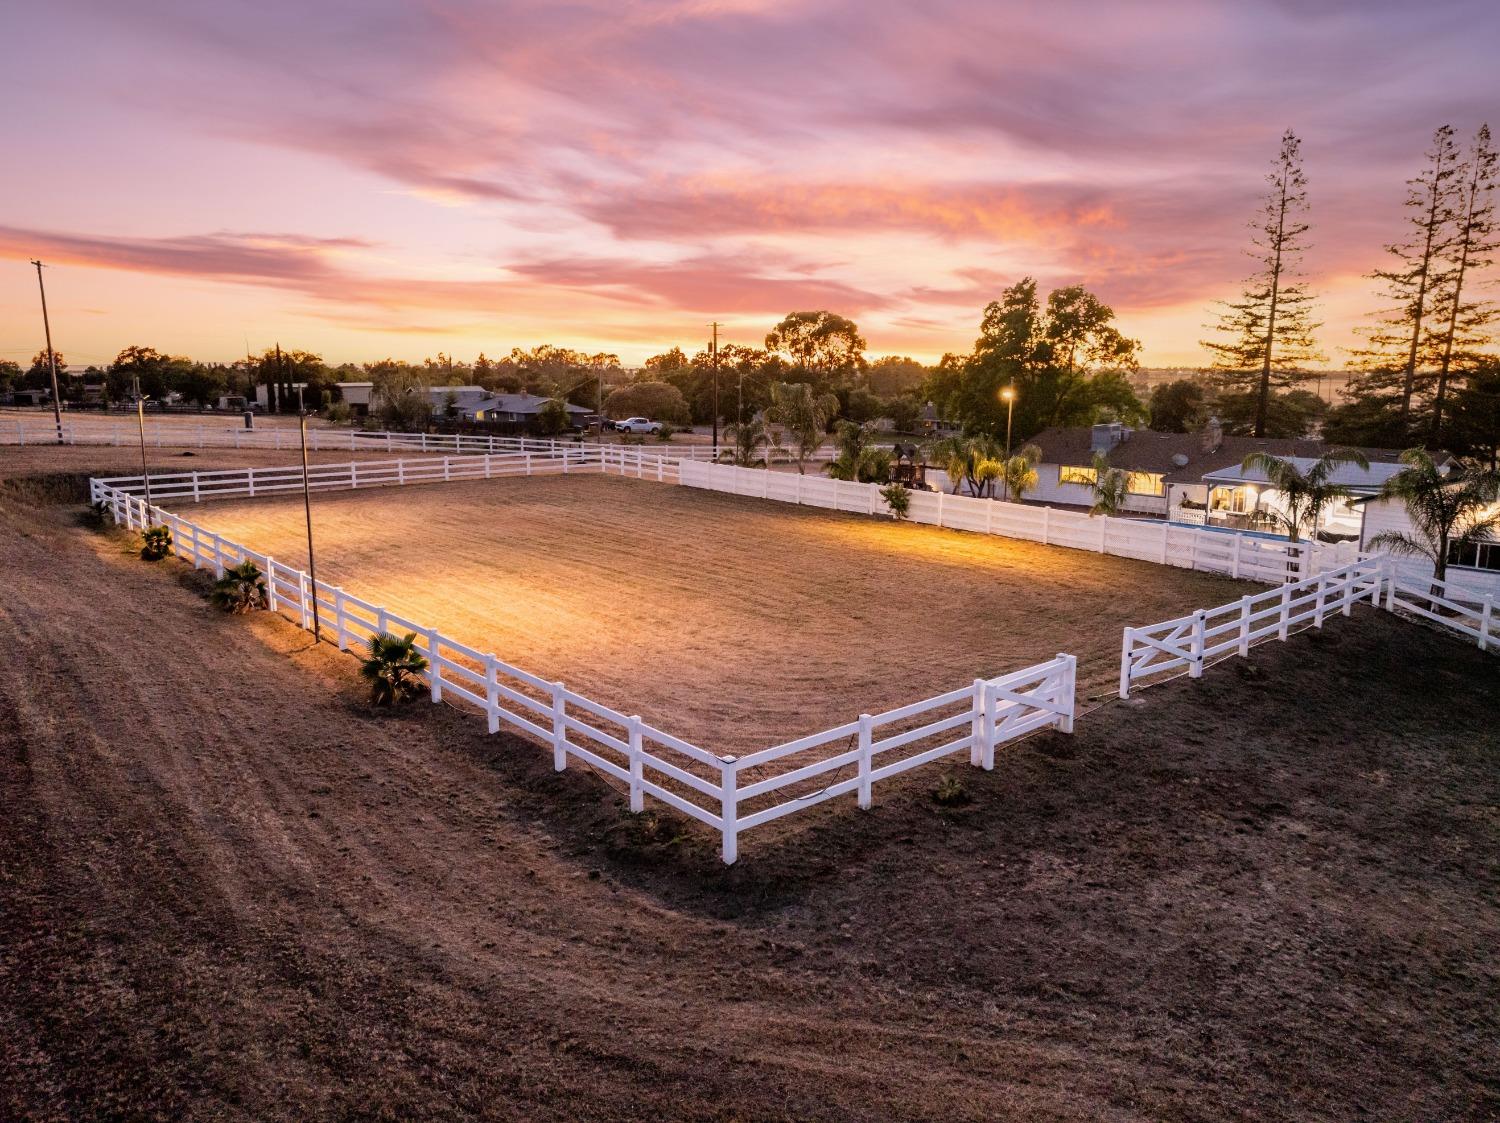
89,446,684,504
679,460,1357,583
95,479,1077,863
1119,558,1389,696
1384,571,1496,652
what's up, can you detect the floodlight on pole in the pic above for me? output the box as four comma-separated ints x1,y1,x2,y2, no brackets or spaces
1000,385,1016,501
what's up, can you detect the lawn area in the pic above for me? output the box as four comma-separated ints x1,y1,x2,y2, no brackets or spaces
194,472,1249,756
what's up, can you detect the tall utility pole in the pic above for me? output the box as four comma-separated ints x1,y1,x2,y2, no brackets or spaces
298,388,322,643
709,321,721,458
134,376,154,516
29,260,64,444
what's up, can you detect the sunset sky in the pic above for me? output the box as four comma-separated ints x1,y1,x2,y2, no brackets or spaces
2,0,1497,370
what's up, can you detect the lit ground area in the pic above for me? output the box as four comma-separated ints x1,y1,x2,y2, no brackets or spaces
2,481,1496,1121
194,473,1247,755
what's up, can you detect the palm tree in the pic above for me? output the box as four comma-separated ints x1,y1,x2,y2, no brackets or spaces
972,454,1004,499
1000,444,1042,503
1239,447,1371,542
360,632,430,707
724,417,769,467
929,436,974,494
1087,452,1130,518
1368,449,1500,589
765,381,840,474
211,560,267,614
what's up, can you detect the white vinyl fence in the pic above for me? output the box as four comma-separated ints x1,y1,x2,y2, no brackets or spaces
95,478,1077,863
90,446,684,504
1120,558,1388,696
678,460,1358,582
1384,571,1496,652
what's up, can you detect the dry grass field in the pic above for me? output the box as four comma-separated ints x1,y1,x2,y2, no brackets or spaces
194,472,1248,755
2,467,1497,1121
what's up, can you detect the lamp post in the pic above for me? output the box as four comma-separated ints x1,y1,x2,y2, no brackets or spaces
1000,385,1016,501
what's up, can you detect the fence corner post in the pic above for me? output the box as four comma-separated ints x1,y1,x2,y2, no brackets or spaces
969,678,986,767
1119,628,1133,699
857,714,874,807
264,556,278,612
720,757,738,864
627,716,644,812
550,682,567,771
427,628,443,702
1056,654,1077,734
981,683,999,768
1189,609,1207,678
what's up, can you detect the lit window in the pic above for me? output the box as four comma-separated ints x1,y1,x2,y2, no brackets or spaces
1448,539,1500,572
1127,471,1165,496
1059,465,1097,486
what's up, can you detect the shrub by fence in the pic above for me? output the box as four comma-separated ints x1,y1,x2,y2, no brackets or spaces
95,479,1077,863
678,460,1357,583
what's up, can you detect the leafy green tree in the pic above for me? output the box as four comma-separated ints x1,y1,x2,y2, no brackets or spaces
866,355,927,396
1448,358,1500,470
1369,449,1500,587
24,349,66,392
1216,387,1327,438
535,398,571,435
931,279,1140,440
765,381,839,473
1345,126,1462,439
1202,130,1324,437
603,381,690,425
360,633,430,706
880,483,912,520
886,395,922,433
764,311,866,381
1148,379,1207,432
724,416,769,466
0,359,19,395
1239,447,1370,542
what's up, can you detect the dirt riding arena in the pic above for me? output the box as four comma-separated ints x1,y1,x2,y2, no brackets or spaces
193,472,1248,755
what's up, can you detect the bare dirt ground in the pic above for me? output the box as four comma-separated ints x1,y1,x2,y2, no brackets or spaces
0,444,444,484
193,474,1248,755
1,475,1497,1121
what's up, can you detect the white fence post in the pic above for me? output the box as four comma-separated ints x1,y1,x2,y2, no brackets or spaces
969,678,986,767
298,571,312,630
485,655,500,733
427,629,443,702
1119,629,1134,699
857,714,874,808
981,683,999,768
1189,609,1206,678
1238,595,1252,656
334,588,348,650
1231,534,1242,579
1055,654,1076,733
550,682,567,770
720,759,738,864
1481,596,1493,653
628,716,644,812
265,557,277,611
1278,583,1292,640
1313,573,1327,628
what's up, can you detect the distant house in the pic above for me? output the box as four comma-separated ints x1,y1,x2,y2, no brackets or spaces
426,385,491,416
336,381,374,418
465,393,594,429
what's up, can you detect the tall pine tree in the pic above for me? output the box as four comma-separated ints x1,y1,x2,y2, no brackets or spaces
1346,125,1461,438
1429,123,1498,444
1202,130,1324,438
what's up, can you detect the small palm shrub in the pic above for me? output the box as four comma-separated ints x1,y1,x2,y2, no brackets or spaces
211,561,267,614
880,482,912,520
140,524,173,561
933,773,970,806
360,632,430,707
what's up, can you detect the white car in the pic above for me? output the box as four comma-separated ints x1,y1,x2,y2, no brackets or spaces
614,417,662,434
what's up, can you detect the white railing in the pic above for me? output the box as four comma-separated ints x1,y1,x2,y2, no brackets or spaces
95,479,1077,863
89,446,683,504
1384,570,1496,652
679,460,1356,583
1119,558,1389,697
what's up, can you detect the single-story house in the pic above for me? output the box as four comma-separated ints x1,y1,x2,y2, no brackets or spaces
336,381,374,417
1024,421,1498,595
427,385,491,415
465,393,594,428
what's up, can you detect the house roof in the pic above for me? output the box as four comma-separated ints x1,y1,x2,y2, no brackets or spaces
470,393,591,415
1027,426,1413,486
1201,457,1412,495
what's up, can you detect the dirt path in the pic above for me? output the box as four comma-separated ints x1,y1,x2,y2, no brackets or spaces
2,486,1497,1121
